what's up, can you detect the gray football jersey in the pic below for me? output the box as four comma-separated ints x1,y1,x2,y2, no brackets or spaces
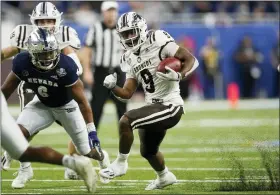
121,30,184,106
9,24,81,50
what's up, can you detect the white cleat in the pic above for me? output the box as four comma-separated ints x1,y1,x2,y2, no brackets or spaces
64,167,81,180
98,150,110,169
11,165,34,189
1,151,13,171
99,159,128,179
98,150,111,184
72,154,98,193
145,171,177,190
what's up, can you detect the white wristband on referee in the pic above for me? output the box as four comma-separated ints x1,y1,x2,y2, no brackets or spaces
86,122,96,132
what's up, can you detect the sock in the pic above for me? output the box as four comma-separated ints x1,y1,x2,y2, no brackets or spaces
62,155,76,170
156,166,168,177
117,152,129,162
20,162,31,169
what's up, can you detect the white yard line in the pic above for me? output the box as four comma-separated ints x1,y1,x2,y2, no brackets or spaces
53,147,277,154
1,179,272,183
6,167,269,171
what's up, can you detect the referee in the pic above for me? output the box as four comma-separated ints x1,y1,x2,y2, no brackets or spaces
80,1,127,129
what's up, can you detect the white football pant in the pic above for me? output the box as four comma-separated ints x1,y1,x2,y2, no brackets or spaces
16,96,91,155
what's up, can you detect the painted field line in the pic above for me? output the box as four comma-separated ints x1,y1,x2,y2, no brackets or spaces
54,147,277,154
129,157,267,161
2,193,42,195
6,167,269,171
1,179,272,183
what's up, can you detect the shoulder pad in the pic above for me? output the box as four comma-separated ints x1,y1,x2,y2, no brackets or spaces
58,26,81,50
10,24,32,49
154,30,175,47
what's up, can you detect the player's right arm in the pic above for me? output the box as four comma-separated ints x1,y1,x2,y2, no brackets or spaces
1,72,21,99
1,47,19,62
1,53,24,98
1,25,28,62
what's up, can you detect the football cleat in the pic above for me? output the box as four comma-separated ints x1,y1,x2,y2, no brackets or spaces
97,150,111,184
145,171,177,190
1,151,13,171
71,154,98,193
99,159,128,179
11,165,34,189
64,167,81,180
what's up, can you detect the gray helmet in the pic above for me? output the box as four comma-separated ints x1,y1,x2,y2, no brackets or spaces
27,28,60,71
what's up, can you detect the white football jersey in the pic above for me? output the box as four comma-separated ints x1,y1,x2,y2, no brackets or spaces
121,30,184,106
9,24,81,50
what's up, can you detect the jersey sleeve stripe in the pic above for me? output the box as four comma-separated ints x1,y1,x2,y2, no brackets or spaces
66,27,70,41
62,26,65,42
21,26,27,48
158,41,174,61
65,79,78,87
17,26,22,47
152,32,156,42
85,25,95,47
149,32,153,44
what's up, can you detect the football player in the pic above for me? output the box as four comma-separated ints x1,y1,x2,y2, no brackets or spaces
1,28,108,189
100,12,199,190
1,90,97,193
1,1,89,181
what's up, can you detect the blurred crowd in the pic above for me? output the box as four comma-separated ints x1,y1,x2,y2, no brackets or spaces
3,1,279,27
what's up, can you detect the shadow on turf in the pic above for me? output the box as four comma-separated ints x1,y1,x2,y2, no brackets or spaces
216,145,279,192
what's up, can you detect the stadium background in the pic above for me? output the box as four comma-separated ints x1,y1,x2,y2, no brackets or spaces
1,1,279,101
1,1,279,194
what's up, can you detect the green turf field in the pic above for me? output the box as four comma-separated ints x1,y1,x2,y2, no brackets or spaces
1,102,279,194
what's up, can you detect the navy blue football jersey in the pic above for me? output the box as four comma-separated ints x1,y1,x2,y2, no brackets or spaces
12,52,78,107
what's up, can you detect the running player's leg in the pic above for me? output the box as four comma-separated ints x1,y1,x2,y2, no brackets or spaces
11,96,55,188
0,93,97,192
99,104,183,180
53,100,109,162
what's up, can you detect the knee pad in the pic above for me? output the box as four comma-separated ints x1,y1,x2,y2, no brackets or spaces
140,145,158,159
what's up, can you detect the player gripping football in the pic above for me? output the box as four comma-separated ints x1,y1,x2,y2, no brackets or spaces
100,12,199,190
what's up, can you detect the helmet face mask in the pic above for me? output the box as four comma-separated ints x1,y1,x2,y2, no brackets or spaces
27,28,60,71
35,19,56,33
30,2,63,33
117,12,148,51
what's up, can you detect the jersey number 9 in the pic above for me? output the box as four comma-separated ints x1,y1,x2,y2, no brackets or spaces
140,69,155,93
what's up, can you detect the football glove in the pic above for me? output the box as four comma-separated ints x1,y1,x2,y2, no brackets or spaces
156,66,182,81
103,73,117,89
88,131,102,157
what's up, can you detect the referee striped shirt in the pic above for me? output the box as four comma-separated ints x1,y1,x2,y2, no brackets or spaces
85,21,122,68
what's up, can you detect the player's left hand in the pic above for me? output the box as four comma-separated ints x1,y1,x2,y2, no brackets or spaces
156,66,182,81
103,73,117,89
88,131,103,158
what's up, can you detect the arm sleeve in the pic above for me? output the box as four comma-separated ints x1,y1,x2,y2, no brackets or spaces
84,25,95,47
62,57,79,87
11,55,23,80
154,30,179,60
67,52,83,75
159,42,180,60
10,25,28,50
59,26,81,50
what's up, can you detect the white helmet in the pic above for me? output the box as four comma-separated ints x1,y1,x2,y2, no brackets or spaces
30,2,63,33
27,28,60,71
116,12,148,51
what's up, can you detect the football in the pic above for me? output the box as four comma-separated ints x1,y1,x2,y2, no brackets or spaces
157,57,182,73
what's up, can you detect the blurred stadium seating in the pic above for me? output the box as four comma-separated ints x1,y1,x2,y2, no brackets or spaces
1,1,279,101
